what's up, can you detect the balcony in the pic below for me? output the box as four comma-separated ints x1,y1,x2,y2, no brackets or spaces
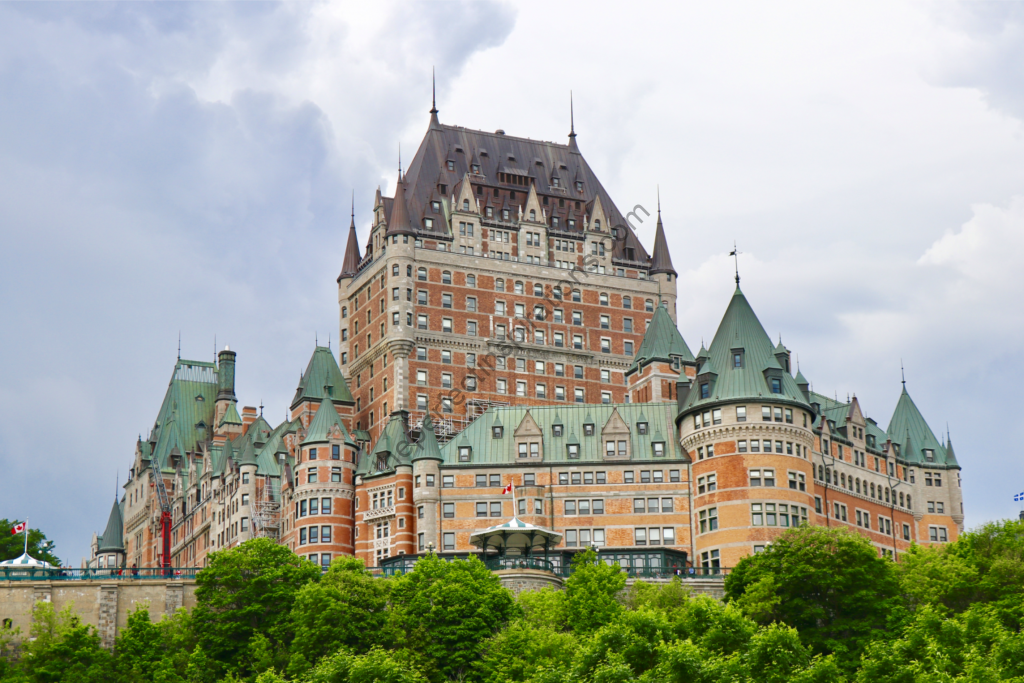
363,505,395,522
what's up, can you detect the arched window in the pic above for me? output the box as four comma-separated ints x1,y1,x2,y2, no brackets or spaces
529,209,536,221
442,271,452,285
572,289,581,302
645,299,654,312
514,281,524,294
599,292,609,306
594,219,601,230
392,264,399,276
622,296,632,309
341,307,347,319
463,199,470,210
417,267,427,281
495,278,505,292
533,283,543,297
907,495,912,510
407,265,412,277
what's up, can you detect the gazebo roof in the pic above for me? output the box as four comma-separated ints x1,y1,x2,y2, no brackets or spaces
468,516,563,555
0,552,54,569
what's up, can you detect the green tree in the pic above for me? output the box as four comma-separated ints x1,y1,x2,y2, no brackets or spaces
516,587,568,632
17,602,112,683
724,525,900,669
0,520,59,566
304,648,427,683
191,538,321,677
475,622,578,683
113,605,195,683
387,554,517,682
290,556,390,668
563,548,626,634
899,518,1024,629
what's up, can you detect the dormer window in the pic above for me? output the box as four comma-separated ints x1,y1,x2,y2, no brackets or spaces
637,422,648,435
458,446,472,462
492,426,503,439
529,209,536,221
576,181,583,192
652,442,665,457
462,199,470,211
471,164,480,173
424,218,434,229
439,184,447,195
568,219,575,228
447,160,455,171
584,424,595,437
486,207,494,218
551,177,560,187
502,209,510,221
552,217,560,228
567,444,579,459
924,449,934,462
431,201,440,212
733,350,744,368
594,219,601,230
700,383,710,399
770,378,782,394
553,425,563,437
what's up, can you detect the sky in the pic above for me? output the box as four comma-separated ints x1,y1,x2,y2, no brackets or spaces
1,1,1022,565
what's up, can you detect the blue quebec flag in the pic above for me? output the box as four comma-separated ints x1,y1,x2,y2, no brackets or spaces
1015,492,1024,502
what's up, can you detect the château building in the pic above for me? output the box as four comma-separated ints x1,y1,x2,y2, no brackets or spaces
84,102,964,573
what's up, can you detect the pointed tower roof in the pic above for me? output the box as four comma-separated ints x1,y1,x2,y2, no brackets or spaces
97,500,124,553
945,432,959,467
338,202,362,280
886,385,952,467
568,92,579,152
794,368,809,385
649,198,676,276
429,67,441,130
385,175,417,237
240,440,259,468
302,395,353,445
291,346,353,409
412,412,444,462
628,303,694,373
219,400,242,428
681,286,809,412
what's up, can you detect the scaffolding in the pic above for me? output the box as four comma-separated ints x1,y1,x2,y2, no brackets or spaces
251,475,282,541
408,399,509,445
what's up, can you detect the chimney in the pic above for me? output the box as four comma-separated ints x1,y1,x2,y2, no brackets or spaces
242,406,258,433
217,348,236,400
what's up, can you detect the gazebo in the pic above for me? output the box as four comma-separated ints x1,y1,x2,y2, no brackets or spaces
468,516,562,572
0,552,56,579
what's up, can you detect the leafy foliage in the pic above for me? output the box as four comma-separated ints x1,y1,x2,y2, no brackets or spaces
0,520,59,566
4,519,1024,683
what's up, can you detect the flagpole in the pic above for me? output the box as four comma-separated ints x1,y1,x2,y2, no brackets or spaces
23,518,28,556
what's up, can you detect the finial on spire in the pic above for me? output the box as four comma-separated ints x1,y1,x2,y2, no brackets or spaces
568,91,578,150
901,360,906,386
351,189,355,221
430,66,438,115
328,332,331,350
259,401,264,417
729,242,742,285
177,331,181,360
657,185,661,217
398,143,402,181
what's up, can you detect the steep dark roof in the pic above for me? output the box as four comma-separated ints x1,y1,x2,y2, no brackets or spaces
97,500,124,553
384,176,416,237
399,120,651,263
338,211,362,279
649,209,676,276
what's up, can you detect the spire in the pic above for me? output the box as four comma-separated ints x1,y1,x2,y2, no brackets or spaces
412,412,444,462
429,67,441,129
97,499,124,553
385,171,417,237
649,192,676,276
339,192,361,279
568,91,579,152
729,242,742,286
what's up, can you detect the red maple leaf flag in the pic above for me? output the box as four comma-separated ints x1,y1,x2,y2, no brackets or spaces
502,483,513,495
11,522,26,535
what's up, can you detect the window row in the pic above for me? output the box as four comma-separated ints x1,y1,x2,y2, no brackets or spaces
303,467,345,484
634,527,676,546
295,498,333,517
305,445,342,461
297,525,333,545
304,553,332,569
633,497,674,513
751,503,809,527
564,528,605,547
815,466,913,509
737,440,808,458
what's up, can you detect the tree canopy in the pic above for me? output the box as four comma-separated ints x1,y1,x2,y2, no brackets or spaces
0,520,59,566
3,519,1024,683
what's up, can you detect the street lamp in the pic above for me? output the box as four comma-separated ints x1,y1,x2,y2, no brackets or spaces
426,541,435,556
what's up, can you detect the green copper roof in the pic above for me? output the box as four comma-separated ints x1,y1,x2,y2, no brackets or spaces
680,287,809,414
302,396,354,445
794,369,808,385
886,386,955,468
412,413,444,462
439,403,682,465
628,304,694,373
149,360,219,472
97,500,124,553
291,346,354,409
357,415,414,478
808,391,888,448
219,401,242,427
240,440,259,468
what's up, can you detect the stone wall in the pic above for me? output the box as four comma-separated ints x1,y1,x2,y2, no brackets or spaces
624,576,726,599
0,580,197,650
495,569,564,596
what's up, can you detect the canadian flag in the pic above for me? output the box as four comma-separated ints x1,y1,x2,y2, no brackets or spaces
11,522,26,535
502,483,513,494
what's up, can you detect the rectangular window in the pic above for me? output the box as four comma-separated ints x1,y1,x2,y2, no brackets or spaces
624,471,635,484
443,532,455,551
490,502,502,517
442,475,454,488
634,527,647,546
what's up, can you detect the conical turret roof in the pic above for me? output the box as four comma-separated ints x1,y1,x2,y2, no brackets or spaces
412,412,444,462
649,208,676,276
302,395,353,445
628,303,694,373
886,385,953,467
385,176,417,237
291,346,353,409
240,440,258,468
97,500,125,553
219,400,242,427
338,210,362,279
681,286,809,412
